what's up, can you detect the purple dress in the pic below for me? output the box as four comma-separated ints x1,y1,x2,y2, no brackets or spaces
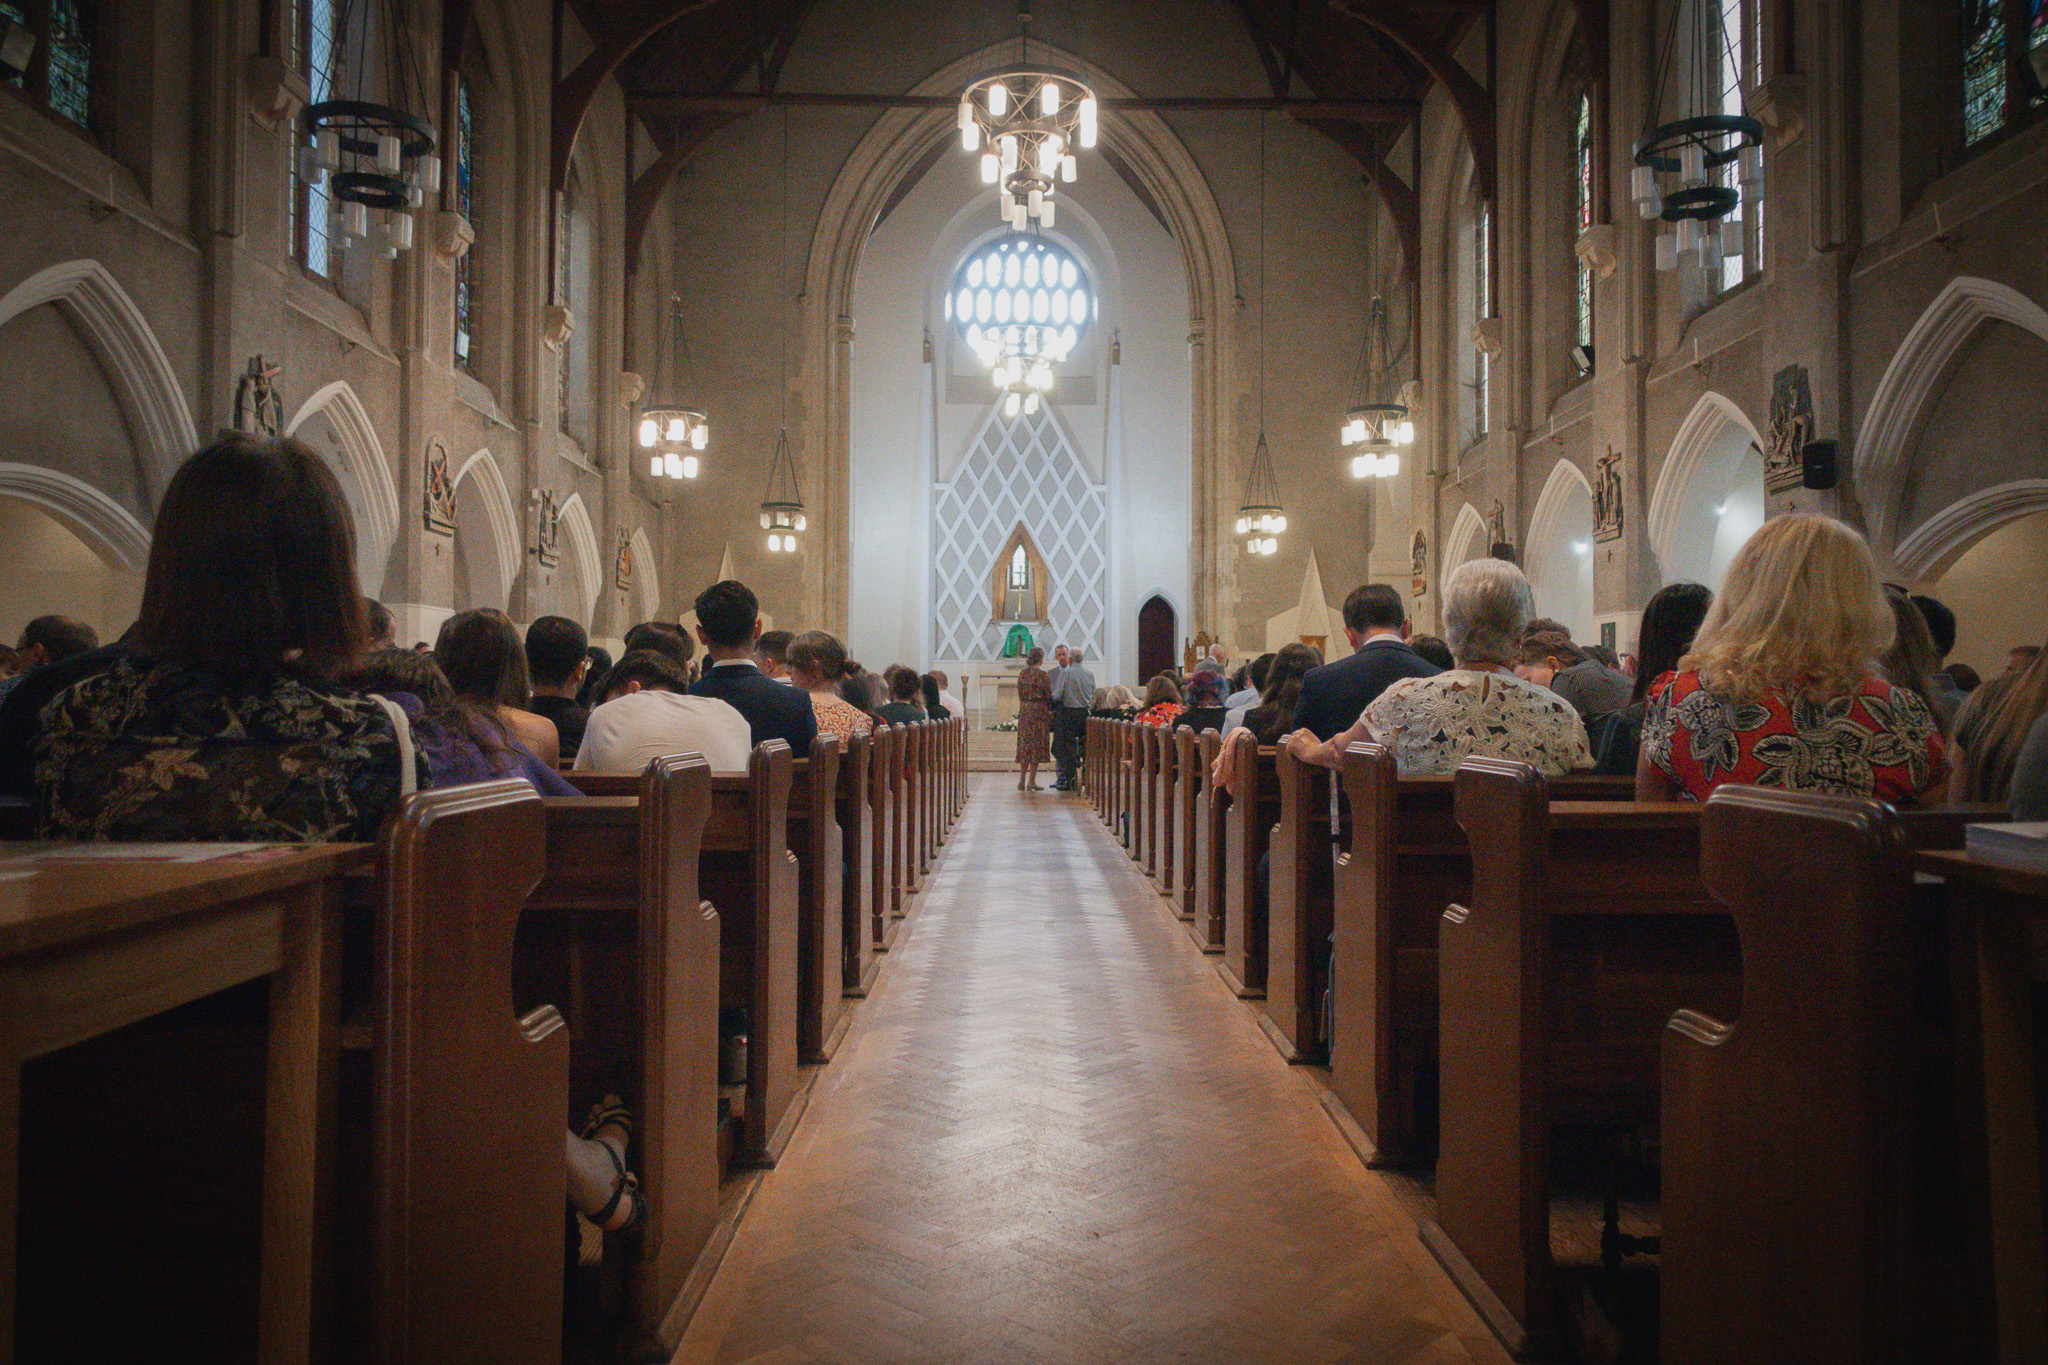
387,692,577,796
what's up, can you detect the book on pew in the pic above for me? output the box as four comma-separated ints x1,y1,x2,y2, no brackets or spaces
1964,820,2048,872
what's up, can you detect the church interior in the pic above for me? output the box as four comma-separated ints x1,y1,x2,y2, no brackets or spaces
0,0,2045,1360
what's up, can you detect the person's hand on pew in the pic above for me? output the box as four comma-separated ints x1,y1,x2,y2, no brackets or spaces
1212,735,1240,798
1283,724,1350,772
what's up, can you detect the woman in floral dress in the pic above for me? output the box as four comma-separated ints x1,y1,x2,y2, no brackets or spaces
1014,647,1052,790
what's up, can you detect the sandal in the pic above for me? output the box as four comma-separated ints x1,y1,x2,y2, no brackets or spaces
581,1095,642,1232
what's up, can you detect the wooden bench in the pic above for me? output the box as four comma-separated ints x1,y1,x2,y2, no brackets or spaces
1218,731,1279,999
1328,744,1634,1163
1121,721,1142,857
1186,730,1227,955
538,758,720,1347
1660,794,2035,1365
1153,725,1179,898
870,725,901,949
836,732,876,997
1263,745,1333,1061
787,739,846,1064
1171,729,1202,922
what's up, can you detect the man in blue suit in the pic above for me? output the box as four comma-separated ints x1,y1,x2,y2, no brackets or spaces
1290,583,1441,741
688,580,818,756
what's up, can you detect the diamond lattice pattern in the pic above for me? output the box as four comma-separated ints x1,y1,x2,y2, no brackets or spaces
932,402,1107,662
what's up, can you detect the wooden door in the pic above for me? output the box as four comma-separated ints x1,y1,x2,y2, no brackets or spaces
1137,595,1175,684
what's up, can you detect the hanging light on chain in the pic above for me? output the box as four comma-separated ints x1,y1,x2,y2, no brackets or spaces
759,430,807,552
1631,0,1763,274
638,294,708,481
959,71,1096,231
1341,293,1413,479
297,0,440,260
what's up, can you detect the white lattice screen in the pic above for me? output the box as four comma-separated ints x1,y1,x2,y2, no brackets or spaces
932,402,1107,661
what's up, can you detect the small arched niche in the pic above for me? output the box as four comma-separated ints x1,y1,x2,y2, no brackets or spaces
989,523,1050,624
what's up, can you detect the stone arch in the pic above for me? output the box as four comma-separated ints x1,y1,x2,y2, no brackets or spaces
1525,458,1596,639
1895,479,2048,581
625,525,659,623
284,381,400,595
0,259,197,507
1441,502,1489,592
0,462,152,569
806,40,1239,636
451,447,520,610
1649,391,1768,588
1858,275,2048,544
555,492,602,626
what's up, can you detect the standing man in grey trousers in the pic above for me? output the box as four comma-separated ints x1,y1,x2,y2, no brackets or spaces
1051,647,1095,792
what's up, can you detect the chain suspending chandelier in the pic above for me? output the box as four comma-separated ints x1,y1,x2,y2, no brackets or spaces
1631,0,1762,274
759,430,806,553
957,4,1096,231
1237,111,1284,558
297,0,440,259
1342,290,1413,479
639,294,707,481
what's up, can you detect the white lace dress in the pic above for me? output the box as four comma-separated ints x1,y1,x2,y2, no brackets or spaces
1358,668,1591,778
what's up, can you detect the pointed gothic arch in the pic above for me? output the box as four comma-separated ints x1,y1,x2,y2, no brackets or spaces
0,259,198,507
555,491,603,625
452,447,521,609
1649,391,1767,587
625,525,660,622
1525,458,1596,639
988,523,1051,624
1895,480,2048,581
1440,502,1489,595
284,381,401,595
0,462,152,569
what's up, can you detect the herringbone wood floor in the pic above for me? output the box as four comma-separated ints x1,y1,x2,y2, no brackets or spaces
673,776,1512,1364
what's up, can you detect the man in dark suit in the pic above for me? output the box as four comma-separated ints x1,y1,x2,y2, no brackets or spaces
687,580,818,755
1291,583,1441,741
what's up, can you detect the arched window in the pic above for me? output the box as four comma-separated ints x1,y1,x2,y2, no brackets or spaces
1963,0,2048,146
291,0,344,279
990,525,1049,623
1573,91,1595,358
1473,199,1491,441
1705,0,1764,292
0,0,102,135
946,234,1095,361
453,68,482,376
556,166,594,447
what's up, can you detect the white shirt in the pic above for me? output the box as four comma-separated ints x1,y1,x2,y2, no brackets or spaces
574,689,754,773
939,689,962,715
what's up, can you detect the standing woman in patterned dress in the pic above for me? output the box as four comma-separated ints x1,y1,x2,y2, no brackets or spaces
1015,646,1053,791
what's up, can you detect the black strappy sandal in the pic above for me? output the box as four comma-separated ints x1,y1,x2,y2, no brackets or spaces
581,1095,642,1233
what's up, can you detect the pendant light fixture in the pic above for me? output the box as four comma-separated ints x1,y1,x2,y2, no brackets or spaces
1631,0,1762,274
761,107,806,553
297,0,440,259
1342,295,1413,479
638,292,708,481
958,2,1097,231
1236,111,1284,558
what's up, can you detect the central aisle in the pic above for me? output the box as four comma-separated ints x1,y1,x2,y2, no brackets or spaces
675,775,1511,1364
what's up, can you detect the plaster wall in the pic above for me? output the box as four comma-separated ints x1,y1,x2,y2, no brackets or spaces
1927,510,2048,678
0,498,143,645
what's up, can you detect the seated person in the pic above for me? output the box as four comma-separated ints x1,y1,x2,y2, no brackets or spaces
1408,634,1455,671
687,581,819,753
789,631,873,741
1517,624,1631,719
1134,675,1184,727
1585,581,1711,776
624,620,693,676
1952,635,2048,816
1212,642,1322,797
1880,585,1953,734
933,669,962,716
875,665,927,726
0,613,98,706
577,650,752,773
341,649,574,795
754,629,795,683
1089,684,1139,719
524,615,591,760
32,433,419,841
1288,559,1590,779
437,609,560,765
0,616,121,799
920,672,952,720
1175,670,1230,732
1639,514,1946,803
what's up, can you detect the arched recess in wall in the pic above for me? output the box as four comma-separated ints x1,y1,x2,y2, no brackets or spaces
0,259,198,507
625,526,660,623
1858,276,2048,546
805,41,1238,636
0,462,152,569
1895,479,2048,581
1648,392,1767,591
284,382,401,595
1440,503,1488,593
451,448,520,611
1524,459,1596,640
555,492,602,626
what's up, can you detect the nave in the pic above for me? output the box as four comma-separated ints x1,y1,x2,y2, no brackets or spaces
677,775,1508,1365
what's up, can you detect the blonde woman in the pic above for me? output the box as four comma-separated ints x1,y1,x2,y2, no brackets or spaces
1638,514,1947,803
1951,640,2048,816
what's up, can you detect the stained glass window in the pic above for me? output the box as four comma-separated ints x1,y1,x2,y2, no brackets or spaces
455,75,480,375
1574,92,1594,356
1964,0,2048,146
294,0,343,279
1474,201,1491,439
948,234,1093,361
2,0,99,133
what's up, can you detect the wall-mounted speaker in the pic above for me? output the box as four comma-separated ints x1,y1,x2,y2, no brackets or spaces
1801,439,1839,490
1570,344,1595,377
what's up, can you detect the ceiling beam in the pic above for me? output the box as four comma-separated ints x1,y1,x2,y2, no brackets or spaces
626,91,1417,119
552,0,734,193
1328,0,1496,201
1222,0,1292,97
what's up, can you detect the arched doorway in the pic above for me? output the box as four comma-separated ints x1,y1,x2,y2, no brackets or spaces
1649,393,1767,591
1137,595,1175,684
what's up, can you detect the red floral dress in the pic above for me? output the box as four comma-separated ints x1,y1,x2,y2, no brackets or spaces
1136,702,1186,729
1642,670,1948,803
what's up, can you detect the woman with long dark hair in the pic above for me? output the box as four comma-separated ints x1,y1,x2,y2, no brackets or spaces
435,607,561,765
339,649,574,795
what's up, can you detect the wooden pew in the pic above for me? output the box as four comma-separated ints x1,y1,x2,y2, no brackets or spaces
1171,729,1202,921
1218,730,1279,998
697,743,803,1167
1087,717,1103,819
377,781,569,1365
1661,795,2033,1365
1186,730,1228,954
870,725,901,950
895,723,919,901
1153,724,1179,897
787,739,846,1064
1263,745,1333,1061
1138,725,1161,877
837,731,876,996
1430,759,1993,1355
922,721,939,866
1328,744,1635,1164
538,758,720,1347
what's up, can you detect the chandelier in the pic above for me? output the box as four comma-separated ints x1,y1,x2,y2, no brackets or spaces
959,72,1097,231
1630,0,1762,274
639,294,707,481
1342,294,1413,479
990,345,1056,419
759,430,806,553
297,0,439,259
1235,433,1286,558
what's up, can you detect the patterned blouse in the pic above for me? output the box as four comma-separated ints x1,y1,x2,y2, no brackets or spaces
809,692,874,743
1136,702,1186,728
33,655,421,842
1642,669,1947,803
1359,669,1591,778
